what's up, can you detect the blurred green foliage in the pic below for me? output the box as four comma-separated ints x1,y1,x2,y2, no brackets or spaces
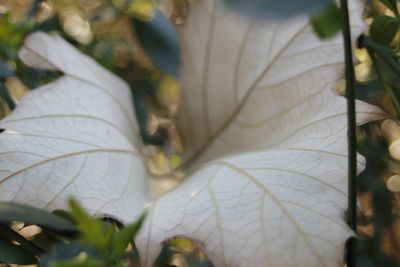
370,15,398,45
132,10,180,77
0,200,145,267
310,2,343,39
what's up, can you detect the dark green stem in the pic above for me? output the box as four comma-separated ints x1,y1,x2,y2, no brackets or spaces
26,0,44,19
340,0,357,264
0,81,15,110
340,0,357,232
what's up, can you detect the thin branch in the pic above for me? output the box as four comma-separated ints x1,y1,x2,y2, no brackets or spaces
340,0,357,265
26,0,44,19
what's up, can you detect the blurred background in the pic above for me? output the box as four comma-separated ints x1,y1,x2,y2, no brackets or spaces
1,0,400,266
0,0,190,196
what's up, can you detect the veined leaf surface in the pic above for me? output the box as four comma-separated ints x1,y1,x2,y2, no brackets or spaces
136,0,383,266
0,33,147,222
177,0,379,168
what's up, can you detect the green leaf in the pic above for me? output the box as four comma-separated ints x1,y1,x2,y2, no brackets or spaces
68,199,113,254
369,48,400,115
16,60,62,89
0,223,43,255
31,15,62,33
110,212,146,259
310,2,343,39
359,34,400,76
0,60,14,79
52,209,76,223
40,242,100,267
223,0,332,19
0,13,29,58
0,201,77,233
0,243,37,265
355,79,384,105
0,230,11,243
132,10,180,77
49,256,103,267
370,15,399,45
380,0,399,16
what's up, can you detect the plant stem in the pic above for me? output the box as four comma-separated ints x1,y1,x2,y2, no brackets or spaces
0,81,15,110
340,0,357,232
340,0,357,265
26,0,44,19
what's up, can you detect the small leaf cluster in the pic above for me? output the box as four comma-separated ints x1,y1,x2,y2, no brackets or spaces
0,200,145,267
310,2,343,39
370,0,400,45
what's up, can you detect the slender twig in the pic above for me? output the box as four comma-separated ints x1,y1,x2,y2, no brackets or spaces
26,0,44,19
0,81,16,110
340,0,357,232
340,0,357,265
